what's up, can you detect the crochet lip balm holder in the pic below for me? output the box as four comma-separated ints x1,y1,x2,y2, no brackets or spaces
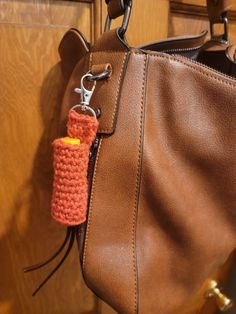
24,68,110,296
51,73,99,226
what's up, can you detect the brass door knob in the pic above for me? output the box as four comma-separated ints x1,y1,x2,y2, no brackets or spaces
205,280,233,312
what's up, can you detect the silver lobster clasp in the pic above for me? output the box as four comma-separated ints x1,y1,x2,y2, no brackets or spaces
74,73,96,106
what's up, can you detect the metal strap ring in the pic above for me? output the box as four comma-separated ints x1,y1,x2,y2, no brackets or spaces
210,14,229,42
70,104,97,118
86,68,112,82
104,0,132,37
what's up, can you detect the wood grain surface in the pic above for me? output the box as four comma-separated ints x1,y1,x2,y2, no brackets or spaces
170,0,236,43
0,2,97,314
101,0,170,46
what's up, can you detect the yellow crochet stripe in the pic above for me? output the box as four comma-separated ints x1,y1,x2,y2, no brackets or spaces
61,137,81,145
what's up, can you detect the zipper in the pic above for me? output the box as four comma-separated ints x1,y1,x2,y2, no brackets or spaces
160,38,229,55
162,46,202,54
79,135,100,260
140,46,202,56
143,42,236,82
88,136,100,188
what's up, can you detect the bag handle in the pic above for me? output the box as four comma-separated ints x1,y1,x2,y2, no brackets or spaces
207,0,232,23
207,0,233,41
104,0,132,37
105,0,129,19
104,0,232,40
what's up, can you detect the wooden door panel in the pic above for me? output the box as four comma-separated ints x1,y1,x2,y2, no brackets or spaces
170,0,236,42
101,0,170,46
0,1,98,314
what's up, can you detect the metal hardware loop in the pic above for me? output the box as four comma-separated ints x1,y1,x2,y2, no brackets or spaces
70,104,97,118
104,0,132,37
210,14,229,42
87,67,112,81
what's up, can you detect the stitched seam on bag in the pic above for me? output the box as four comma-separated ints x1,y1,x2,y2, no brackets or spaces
82,138,103,272
132,54,147,314
88,51,129,133
90,50,235,86
96,52,129,133
89,51,93,70
132,51,236,87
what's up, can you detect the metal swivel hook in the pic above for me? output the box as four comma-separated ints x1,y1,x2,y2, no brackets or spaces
74,73,96,106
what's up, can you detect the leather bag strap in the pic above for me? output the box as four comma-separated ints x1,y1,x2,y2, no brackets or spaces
104,0,132,36
105,0,127,19
207,0,233,23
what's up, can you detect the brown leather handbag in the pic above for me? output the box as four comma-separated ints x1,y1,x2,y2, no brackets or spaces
59,1,236,313
27,0,236,313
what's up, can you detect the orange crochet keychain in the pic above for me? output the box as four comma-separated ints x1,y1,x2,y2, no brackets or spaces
24,72,100,295
51,107,99,225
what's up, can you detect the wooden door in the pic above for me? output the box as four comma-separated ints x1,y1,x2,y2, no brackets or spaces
0,1,98,314
169,0,236,42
